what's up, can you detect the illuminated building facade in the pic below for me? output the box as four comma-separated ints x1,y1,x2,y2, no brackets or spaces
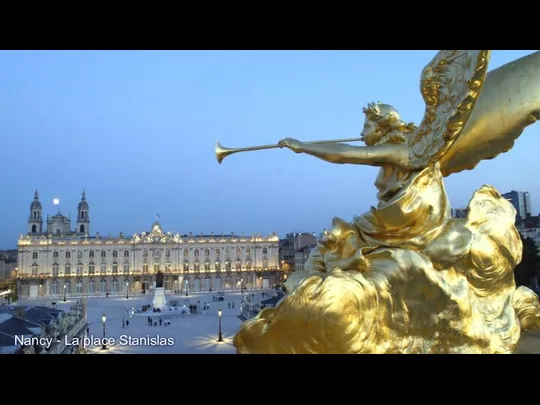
17,191,280,299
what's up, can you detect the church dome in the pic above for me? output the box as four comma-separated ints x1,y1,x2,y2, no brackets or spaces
30,199,42,210
78,190,88,210
30,190,41,210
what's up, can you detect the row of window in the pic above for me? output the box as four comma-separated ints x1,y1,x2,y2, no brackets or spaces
30,260,270,275
45,275,256,295
30,247,272,260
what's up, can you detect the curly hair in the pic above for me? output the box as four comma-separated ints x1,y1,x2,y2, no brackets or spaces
362,102,416,144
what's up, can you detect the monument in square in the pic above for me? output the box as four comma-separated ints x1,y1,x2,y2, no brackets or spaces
152,270,167,310
216,50,540,354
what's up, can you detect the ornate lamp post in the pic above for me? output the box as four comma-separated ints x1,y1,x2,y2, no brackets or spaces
63,284,66,302
217,308,223,342
101,313,107,350
126,281,129,299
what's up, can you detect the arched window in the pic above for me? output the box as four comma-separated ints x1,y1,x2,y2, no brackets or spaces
236,247,241,255
31,263,38,275
194,261,200,272
64,263,71,276
204,261,210,271
88,262,95,275
143,262,149,273
215,248,220,256
100,262,106,274
246,247,251,254
111,278,119,293
76,263,83,275
235,260,242,271
215,261,221,271
183,249,189,257
245,261,252,270
205,249,210,257
50,279,58,295
225,261,231,271
194,249,199,257
224,275,232,289
112,262,118,274
100,279,107,294
123,262,130,274
52,263,59,276
183,261,189,272
75,278,83,294
87,279,95,294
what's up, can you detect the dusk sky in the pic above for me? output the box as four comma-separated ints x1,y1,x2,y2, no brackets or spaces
1,50,538,248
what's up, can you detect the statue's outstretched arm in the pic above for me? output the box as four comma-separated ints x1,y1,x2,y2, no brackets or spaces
278,138,410,168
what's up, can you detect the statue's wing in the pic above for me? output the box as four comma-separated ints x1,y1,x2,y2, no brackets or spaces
408,50,491,169
440,51,540,177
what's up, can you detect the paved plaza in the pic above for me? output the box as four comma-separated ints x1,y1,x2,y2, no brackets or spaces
17,290,268,354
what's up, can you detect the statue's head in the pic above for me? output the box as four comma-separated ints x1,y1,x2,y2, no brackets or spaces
361,102,415,146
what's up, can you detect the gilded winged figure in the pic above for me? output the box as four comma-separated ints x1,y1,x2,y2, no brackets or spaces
232,50,540,354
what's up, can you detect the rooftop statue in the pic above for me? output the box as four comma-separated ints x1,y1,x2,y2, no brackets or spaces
217,50,540,354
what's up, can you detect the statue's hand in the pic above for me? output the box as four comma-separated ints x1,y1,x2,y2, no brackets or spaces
278,138,304,153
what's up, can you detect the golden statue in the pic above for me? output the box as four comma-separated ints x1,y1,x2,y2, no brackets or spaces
219,50,540,354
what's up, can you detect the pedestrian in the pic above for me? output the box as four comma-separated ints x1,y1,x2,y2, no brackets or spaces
122,319,125,328
126,319,129,328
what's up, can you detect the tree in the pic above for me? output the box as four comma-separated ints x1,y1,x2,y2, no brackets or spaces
514,234,540,287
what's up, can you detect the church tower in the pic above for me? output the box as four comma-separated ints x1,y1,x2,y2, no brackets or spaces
28,189,43,234
76,190,90,235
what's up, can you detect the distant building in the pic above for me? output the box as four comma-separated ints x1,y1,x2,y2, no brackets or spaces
279,232,318,272
502,190,532,222
295,244,318,273
17,190,281,299
0,256,17,282
517,214,540,246
450,208,468,219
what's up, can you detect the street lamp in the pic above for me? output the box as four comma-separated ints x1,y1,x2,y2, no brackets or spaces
101,313,107,350
185,279,188,296
126,282,129,299
217,308,223,342
63,284,66,302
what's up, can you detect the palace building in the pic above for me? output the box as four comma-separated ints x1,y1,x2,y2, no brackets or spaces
17,191,281,299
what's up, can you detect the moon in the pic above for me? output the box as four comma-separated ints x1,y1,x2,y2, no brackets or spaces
53,198,60,205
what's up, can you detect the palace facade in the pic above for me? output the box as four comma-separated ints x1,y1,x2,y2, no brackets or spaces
17,191,281,299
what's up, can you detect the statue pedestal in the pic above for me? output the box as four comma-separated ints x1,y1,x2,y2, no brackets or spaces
152,287,167,310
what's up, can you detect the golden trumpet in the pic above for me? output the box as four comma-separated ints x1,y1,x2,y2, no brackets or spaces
215,137,363,164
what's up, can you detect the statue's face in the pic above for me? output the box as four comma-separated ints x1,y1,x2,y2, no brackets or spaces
361,118,383,146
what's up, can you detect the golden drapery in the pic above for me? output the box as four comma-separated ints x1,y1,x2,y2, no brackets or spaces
233,163,540,354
